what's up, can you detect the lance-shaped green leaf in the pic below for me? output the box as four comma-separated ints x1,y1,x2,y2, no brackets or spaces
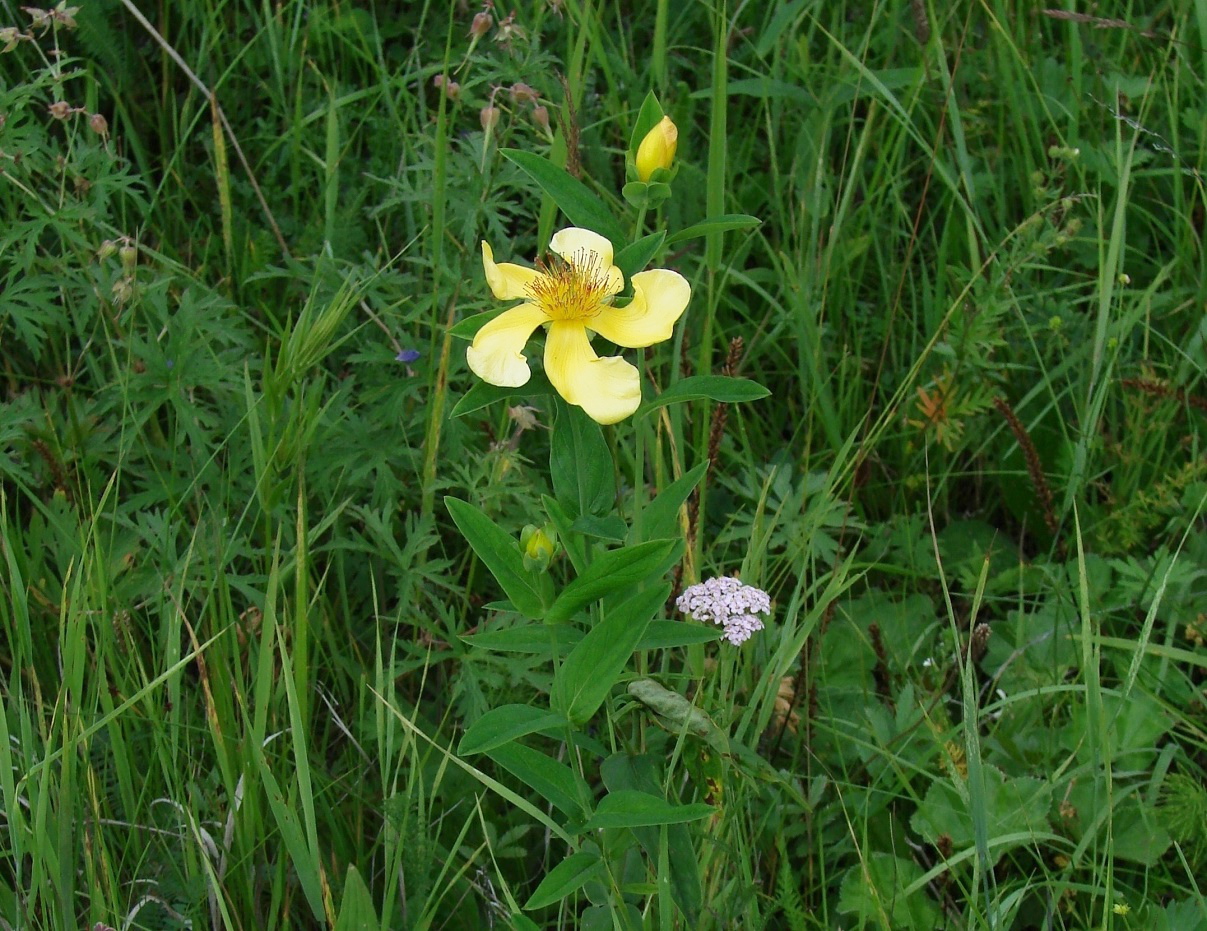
665,214,761,245
452,370,555,418
458,704,568,756
636,621,722,649
461,624,583,655
545,539,680,623
629,460,708,544
551,400,614,517
524,851,603,911
614,230,666,281
570,514,628,542
552,584,668,725
501,150,626,246
256,752,326,922
580,790,714,830
637,376,770,417
601,753,702,923
334,866,379,931
488,743,592,821
628,91,666,155
449,308,506,340
445,497,544,619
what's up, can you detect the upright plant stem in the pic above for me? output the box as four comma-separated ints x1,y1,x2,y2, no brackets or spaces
693,0,729,571
420,10,457,524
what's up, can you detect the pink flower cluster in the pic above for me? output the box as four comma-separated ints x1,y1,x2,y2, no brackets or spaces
676,577,771,646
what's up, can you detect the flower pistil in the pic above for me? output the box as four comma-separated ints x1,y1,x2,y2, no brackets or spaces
528,251,612,322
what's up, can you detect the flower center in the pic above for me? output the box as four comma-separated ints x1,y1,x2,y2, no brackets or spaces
527,250,613,322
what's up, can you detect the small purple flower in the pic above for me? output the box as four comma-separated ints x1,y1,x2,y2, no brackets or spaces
676,577,771,646
396,348,421,363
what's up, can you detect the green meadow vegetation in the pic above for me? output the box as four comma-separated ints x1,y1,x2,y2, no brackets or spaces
2,0,1206,927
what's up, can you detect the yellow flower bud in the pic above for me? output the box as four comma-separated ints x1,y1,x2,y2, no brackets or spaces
525,529,553,560
635,115,678,182
520,524,558,572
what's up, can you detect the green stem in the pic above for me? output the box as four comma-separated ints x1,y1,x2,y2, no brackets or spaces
419,10,457,524
632,402,645,543
653,0,668,88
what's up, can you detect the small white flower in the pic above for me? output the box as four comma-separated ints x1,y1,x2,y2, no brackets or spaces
675,576,771,646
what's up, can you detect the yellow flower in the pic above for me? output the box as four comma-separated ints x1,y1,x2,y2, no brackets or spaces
469,227,690,424
635,116,678,182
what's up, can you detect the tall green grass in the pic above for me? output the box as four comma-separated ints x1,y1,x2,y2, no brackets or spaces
2,0,1205,928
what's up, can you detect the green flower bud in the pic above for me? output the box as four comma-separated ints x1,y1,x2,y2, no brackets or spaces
520,524,557,572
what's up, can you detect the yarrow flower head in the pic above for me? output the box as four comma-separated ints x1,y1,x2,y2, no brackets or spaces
470,227,690,424
676,577,771,646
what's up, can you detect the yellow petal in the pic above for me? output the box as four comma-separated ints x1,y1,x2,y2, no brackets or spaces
544,321,642,424
549,227,613,267
482,241,540,300
548,228,624,296
466,302,548,387
590,269,690,348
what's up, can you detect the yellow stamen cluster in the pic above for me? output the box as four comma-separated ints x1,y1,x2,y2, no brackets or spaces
527,251,612,321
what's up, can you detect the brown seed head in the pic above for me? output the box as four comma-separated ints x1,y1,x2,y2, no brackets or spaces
509,82,538,105
469,10,492,39
432,74,460,101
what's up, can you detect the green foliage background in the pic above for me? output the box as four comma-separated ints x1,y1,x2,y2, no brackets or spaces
1,0,1205,928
